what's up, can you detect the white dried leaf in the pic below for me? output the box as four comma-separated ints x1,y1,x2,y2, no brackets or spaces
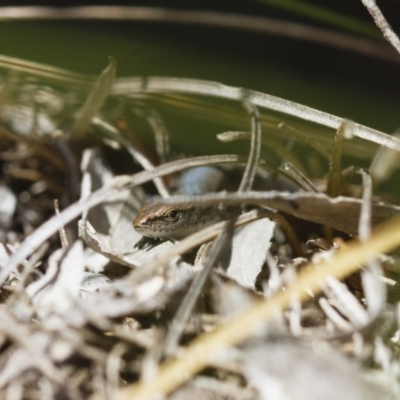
324,277,369,329
80,219,175,268
214,279,255,317
135,276,165,302
49,339,75,363
227,218,275,288
0,185,16,229
318,297,354,332
244,340,386,400
82,261,195,318
362,262,386,319
0,243,11,270
108,200,143,253
80,272,112,298
194,242,213,267
80,149,94,203
83,247,109,273
1,105,56,136
32,241,85,315
26,248,63,299
79,148,149,266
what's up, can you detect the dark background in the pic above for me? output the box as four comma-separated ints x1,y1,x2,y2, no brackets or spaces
0,1,398,133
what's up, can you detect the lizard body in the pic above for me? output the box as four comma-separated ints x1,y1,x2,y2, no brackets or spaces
133,202,229,240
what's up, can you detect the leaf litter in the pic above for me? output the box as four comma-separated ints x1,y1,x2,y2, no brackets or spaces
0,49,399,400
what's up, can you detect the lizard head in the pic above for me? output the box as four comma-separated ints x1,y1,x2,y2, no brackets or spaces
133,202,228,240
133,203,190,240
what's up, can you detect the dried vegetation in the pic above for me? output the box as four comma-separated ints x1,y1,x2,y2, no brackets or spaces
0,2,400,400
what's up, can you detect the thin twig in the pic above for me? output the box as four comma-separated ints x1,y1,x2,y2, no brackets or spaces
0,54,92,86
361,0,400,55
72,57,116,139
278,122,331,161
217,131,306,174
358,169,386,319
369,131,400,187
281,162,319,192
238,103,262,192
326,120,352,197
146,110,170,164
111,77,400,151
358,169,373,240
54,199,69,248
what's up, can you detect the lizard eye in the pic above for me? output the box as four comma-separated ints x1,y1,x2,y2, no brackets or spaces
165,209,180,222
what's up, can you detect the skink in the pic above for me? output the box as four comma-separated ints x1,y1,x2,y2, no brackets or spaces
133,165,298,242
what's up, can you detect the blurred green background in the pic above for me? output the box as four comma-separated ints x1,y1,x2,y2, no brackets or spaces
0,0,399,134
